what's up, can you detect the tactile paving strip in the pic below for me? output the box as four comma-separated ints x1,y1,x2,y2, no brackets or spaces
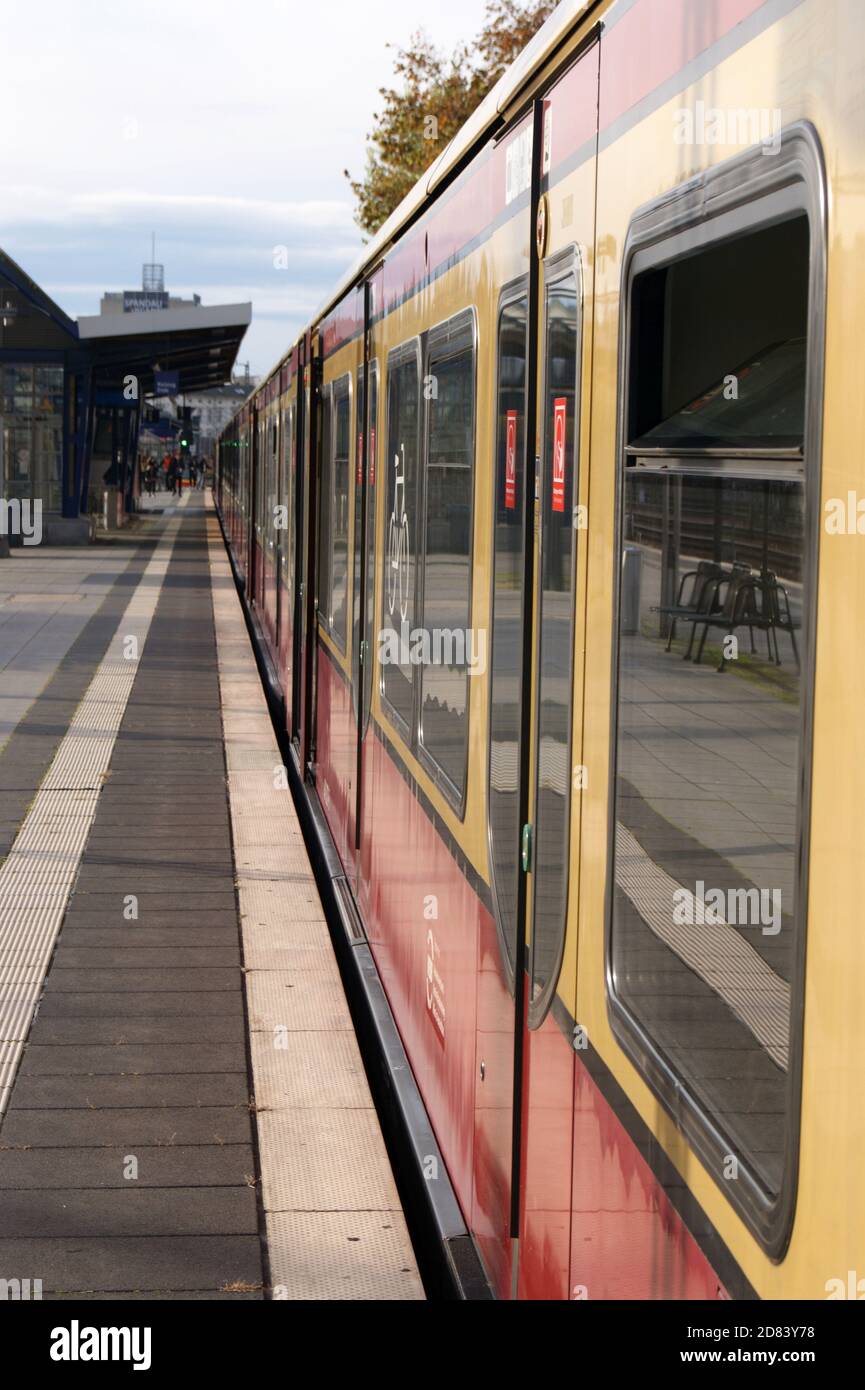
0,504,187,1106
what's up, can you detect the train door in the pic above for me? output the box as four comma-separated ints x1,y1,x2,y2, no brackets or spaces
354,267,382,911
250,406,264,608
296,336,319,770
290,352,307,749
264,407,279,648
278,390,296,731
478,40,600,1301
514,37,599,1300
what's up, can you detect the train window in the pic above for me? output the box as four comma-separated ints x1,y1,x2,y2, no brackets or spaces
351,362,379,733
331,374,351,649
352,366,365,724
364,362,378,736
608,133,824,1252
258,420,267,538
488,285,528,975
417,310,476,807
267,417,278,562
381,343,420,736
283,403,294,613
529,252,581,1026
317,383,332,629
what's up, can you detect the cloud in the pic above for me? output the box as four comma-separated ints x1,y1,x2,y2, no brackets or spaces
0,185,355,232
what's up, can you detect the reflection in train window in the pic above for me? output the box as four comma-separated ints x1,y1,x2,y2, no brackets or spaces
614,472,805,1198
317,384,332,627
364,363,378,737
256,419,267,541
331,375,351,647
381,346,420,734
352,367,366,726
418,312,475,805
530,254,580,1023
266,418,278,562
610,208,814,1223
284,401,295,615
489,288,528,974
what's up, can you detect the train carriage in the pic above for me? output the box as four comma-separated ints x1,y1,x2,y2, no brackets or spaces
216,0,865,1300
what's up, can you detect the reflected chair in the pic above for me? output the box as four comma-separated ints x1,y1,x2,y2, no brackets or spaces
654,560,725,655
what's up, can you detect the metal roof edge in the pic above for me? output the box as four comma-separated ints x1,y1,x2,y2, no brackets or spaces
0,246,80,339
77,301,252,339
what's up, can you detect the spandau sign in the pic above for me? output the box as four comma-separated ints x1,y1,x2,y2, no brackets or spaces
123,290,169,312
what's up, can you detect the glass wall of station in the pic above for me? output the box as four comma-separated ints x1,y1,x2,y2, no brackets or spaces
0,363,65,511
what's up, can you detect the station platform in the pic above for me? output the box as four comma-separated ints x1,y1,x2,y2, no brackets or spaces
0,490,423,1301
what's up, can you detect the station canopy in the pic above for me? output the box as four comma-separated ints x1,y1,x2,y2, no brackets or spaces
77,301,252,394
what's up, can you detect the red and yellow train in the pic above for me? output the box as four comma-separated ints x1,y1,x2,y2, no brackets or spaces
216,0,865,1299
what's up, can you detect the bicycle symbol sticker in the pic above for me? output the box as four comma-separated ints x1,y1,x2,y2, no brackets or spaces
387,443,411,621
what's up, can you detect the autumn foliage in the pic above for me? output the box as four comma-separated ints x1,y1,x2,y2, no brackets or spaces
345,0,558,236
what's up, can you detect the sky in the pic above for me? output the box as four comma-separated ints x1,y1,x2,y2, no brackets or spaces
0,0,490,376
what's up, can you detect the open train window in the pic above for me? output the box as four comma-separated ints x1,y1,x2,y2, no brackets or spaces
607,127,825,1255
417,309,476,812
380,341,420,738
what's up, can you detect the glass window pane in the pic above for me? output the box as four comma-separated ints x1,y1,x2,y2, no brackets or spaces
353,369,365,722
419,329,474,797
331,379,350,646
286,404,296,607
531,271,579,1012
364,365,378,735
612,471,805,1198
381,354,419,731
489,294,528,969
317,390,332,624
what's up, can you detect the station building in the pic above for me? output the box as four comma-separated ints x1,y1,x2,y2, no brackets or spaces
0,248,250,545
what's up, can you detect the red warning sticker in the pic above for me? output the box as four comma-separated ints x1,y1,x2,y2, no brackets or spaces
552,396,567,513
505,410,517,509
